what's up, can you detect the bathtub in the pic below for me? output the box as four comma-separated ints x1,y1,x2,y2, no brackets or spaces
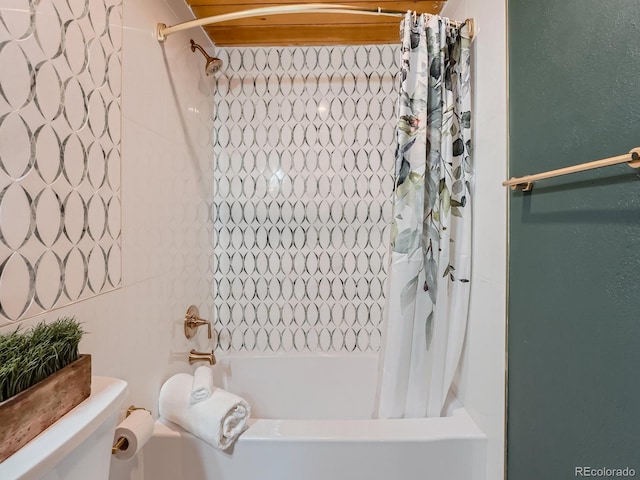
112,354,487,480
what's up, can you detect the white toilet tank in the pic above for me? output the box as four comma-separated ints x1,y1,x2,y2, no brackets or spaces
0,377,128,480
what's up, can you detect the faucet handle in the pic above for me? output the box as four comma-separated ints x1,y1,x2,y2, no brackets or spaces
184,305,212,339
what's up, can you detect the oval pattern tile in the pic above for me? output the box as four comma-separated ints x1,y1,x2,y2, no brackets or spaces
62,134,86,186
34,188,63,247
0,0,124,322
107,243,121,287
0,42,33,109
211,44,399,352
62,78,87,130
0,253,34,320
88,38,107,87
63,247,87,301
87,194,107,241
0,184,33,250
88,89,107,137
34,250,63,310
0,113,32,180
87,142,106,188
34,61,63,120
63,191,87,244
63,21,87,74
32,127,62,184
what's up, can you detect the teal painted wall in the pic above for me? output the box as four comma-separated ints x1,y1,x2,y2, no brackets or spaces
508,1,640,478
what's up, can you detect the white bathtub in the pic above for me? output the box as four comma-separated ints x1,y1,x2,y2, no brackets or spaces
111,354,487,480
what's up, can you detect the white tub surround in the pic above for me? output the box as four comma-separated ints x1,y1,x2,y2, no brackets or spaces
147,408,486,480
211,353,379,419
113,354,486,480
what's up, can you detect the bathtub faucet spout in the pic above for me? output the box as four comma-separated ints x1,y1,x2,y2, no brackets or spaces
189,349,216,365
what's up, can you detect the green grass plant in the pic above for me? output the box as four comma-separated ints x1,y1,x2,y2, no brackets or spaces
0,317,85,402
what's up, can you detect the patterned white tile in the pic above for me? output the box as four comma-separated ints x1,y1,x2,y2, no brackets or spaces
0,0,122,326
211,45,399,352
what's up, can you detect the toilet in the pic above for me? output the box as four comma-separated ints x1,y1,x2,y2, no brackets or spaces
0,377,128,480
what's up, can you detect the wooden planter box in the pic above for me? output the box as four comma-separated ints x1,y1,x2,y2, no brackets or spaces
0,354,91,463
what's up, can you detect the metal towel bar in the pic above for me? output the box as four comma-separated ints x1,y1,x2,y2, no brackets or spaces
503,147,640,191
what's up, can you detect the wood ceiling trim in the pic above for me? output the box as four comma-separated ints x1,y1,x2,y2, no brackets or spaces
204,23,402,46
191,3,443,26
188,0,441,6
186,1,446,46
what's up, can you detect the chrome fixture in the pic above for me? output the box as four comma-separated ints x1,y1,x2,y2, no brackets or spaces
189,349,216,365
189,39,223,75
184,305,212,339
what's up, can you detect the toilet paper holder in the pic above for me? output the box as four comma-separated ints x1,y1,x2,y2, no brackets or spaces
111,405,150,455
111,436,129,455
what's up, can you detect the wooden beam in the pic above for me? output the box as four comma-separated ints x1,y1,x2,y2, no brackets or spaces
188,0,441,6
191,2,442,26
204,23,402,45
185,0,446,46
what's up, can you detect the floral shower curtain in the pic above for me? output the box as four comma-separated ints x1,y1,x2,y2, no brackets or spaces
377,13,473,418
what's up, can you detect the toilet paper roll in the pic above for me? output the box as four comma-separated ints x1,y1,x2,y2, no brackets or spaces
113,409,154,460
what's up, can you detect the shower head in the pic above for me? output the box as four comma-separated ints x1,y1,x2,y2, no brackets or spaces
190,39,223,76
205,57,223,76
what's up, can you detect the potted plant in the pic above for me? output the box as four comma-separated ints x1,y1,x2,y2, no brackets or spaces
0,317,91,462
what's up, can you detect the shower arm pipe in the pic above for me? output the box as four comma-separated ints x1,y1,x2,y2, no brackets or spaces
156,4,474,42
503,147,640,192
190,39,209,58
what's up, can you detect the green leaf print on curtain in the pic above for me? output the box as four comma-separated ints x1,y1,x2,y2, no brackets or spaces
377,12,473,418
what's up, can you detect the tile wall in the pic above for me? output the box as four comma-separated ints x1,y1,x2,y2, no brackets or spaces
211,45,400,353
0,0,216,414
0,0,122,324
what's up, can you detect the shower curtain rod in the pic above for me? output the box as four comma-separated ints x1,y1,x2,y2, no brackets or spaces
156,3,475,43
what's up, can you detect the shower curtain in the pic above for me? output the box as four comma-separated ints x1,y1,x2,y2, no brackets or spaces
377,13,473,418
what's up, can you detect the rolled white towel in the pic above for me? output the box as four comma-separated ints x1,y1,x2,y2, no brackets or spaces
159,373,251,450
191,366,214,404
